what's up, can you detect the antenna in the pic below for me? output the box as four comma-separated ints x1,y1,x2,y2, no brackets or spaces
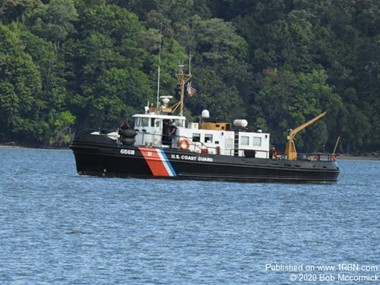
156,25,162,110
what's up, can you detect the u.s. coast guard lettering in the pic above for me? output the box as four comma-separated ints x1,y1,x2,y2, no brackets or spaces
171,154,213,162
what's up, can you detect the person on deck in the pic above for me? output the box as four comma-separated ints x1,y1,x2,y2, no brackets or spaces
167,121,177,147
118,121,130,136
270,147,278,159
120,121,130,130
162,120,170,145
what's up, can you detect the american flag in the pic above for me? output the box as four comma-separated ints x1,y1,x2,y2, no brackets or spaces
187,82,197,97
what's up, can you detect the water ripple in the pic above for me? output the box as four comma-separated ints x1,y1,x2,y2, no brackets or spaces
0,149,379,284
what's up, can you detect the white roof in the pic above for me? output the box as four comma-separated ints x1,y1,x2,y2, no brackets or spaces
132,113,186,120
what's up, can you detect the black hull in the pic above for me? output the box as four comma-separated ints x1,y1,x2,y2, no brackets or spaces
70,133,340,183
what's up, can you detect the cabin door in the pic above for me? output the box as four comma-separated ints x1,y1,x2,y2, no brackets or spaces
162,119,171,146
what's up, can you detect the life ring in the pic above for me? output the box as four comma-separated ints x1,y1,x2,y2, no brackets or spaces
178,139,190,151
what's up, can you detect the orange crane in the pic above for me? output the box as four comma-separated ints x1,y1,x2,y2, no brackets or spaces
284,112,327,160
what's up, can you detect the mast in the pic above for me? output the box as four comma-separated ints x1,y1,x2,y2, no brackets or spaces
176,64,192,116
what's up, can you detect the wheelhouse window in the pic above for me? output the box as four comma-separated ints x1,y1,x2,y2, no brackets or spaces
135,117,149,127
205,134,213,143
241,136,250,146
192,133,201,142
141,118,149,127
253,137,262,146
173,119,185,128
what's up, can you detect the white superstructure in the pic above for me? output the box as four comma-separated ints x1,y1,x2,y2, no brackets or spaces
131,111,270,159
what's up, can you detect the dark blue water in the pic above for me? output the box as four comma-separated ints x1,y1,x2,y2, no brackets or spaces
1,148,379,284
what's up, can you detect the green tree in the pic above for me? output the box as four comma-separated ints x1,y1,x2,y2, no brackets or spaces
50,110,76,146
22,0,78,145
66,3,157,128
252,19,314,73
28,0,78,49
0,0,378,152
0,0,42,24
0,24,43,143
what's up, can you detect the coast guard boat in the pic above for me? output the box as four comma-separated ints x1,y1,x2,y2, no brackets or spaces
70,67,339,183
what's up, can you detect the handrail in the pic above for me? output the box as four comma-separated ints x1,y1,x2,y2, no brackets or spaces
176,135,214,152
274,152,337,162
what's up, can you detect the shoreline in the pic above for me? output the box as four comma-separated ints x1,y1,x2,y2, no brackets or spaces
0,144,67,150
1,144,379,161
336,154,380,161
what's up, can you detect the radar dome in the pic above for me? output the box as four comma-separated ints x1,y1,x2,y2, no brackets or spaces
233,119,248,128
201,110,210,119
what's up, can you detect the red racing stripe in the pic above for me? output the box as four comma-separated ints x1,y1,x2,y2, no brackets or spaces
139,147,171,177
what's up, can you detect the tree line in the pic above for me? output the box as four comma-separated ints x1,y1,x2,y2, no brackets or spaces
0,0,379,153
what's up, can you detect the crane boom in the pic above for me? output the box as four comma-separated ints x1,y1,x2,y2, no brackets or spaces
284,111,327,160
